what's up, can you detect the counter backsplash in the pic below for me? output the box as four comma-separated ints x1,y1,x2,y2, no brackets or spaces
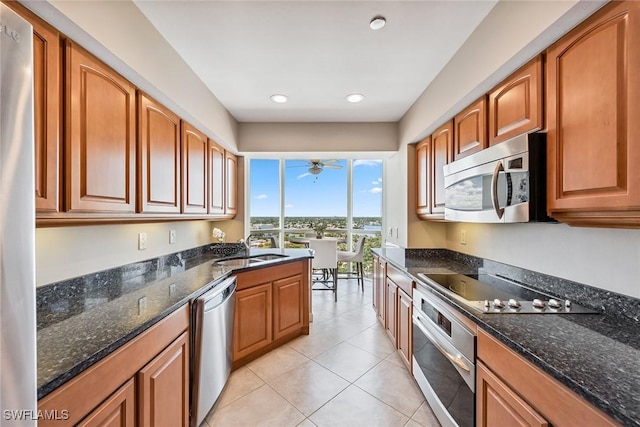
36,243,245,330
403,248,640,322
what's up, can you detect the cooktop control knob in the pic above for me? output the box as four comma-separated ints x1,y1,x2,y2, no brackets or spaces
508,299,521,309
483,300,490,308
493,299,505,309
532,298,545,309
548,299,562,309
565,300,572,307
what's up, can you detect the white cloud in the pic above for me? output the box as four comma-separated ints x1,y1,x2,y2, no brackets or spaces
353,159,383,168
377,177,382,182
371,181,379,185
369,187,383,193
255,194,268,199
297,172,311,179
285,204,294,208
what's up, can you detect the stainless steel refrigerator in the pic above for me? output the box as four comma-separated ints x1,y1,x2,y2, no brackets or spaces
0,4,36,426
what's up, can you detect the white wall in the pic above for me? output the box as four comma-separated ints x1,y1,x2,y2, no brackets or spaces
239,122,398,153
24,0,239,151
446,223,640,299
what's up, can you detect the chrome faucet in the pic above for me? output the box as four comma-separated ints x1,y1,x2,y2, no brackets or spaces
239,235,251,255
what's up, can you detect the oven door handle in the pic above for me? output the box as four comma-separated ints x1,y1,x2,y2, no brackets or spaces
413,314,471,373
491,160,505,219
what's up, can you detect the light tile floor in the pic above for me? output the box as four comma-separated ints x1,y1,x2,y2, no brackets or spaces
202,278,440,427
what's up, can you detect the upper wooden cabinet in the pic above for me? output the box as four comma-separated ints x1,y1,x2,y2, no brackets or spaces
454,97,487,159
489,56,543,146
7,3,62,214
546,1,640,227
431,120,453,215
65,42,136,213
137,93,181,214
181,122,208,214
208,140,225,215
225,151,238,216
415,137,431,219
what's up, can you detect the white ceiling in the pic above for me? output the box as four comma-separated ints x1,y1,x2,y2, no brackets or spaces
132,1,497,123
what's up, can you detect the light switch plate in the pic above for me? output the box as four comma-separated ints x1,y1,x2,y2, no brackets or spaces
169,229,176,244
138,232,147,250
460,229,467,245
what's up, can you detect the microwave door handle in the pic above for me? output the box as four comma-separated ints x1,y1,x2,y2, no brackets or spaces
491,161,505,219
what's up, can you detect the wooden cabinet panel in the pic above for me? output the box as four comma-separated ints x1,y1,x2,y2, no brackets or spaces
477,362,548,427
397,288,412,372
489,56,543,146
6,3,63,214
138,332,189,427
137,93,181,213
415,137,431,218
385,278,397,343
477,329,619,427
225,151,238,216
65,42,136,213
454,97,487,159
372,256,386,326
234,283,273,361
546,1,640,227
181,122,208,214
431,121,453,214
273,274,304,340
77,379,135,427
208,140,225,215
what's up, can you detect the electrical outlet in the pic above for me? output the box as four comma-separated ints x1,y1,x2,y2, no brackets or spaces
460,229,467,245
394,227,399,238
138,296,147,315
138,232,147,250
388,227,393,237
169,229,176,244
169,283,177,296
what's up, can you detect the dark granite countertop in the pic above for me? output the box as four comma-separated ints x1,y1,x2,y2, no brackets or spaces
37,247,312,399
373,247,640,427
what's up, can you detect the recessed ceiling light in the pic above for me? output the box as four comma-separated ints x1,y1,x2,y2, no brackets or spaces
346,93,365,103
369,16,386,30
270,94,288,103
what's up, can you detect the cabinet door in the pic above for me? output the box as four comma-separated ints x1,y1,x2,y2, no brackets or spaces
225,151,238,216
489,56,543,146
181,122,208,214
273,274,304,340
372,256,380,315
208,140,225,215
415,137,431,218
431,121,453,215
546,1,640,226
137,332,189,427
234,283,273,361
477,362,549,427
385,278,398,343
65,43,136,213
374,257,386,326
397,289,412,372
77,379,135,427
454,97,487,159
137,93,181,213
7,3,62,214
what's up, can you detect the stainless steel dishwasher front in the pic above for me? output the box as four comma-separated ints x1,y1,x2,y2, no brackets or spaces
191,276,236,427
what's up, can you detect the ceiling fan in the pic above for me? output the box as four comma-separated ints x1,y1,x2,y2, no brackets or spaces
291,159,343,175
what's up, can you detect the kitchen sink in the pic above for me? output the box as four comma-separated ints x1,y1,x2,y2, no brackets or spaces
213,253,289,267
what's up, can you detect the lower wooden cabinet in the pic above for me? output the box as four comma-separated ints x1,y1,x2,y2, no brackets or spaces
77,379,136,427
137,332,189,427
477,362,548,427
372,255,386,325
397,288,412,369
233,260,310,367
385,278,398,343
477,329,619,427
38,305,189,427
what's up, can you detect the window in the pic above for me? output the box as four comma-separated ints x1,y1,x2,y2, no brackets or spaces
248,158,382,277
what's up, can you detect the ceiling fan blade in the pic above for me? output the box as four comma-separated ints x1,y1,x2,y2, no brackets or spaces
323,165,343,169
322,159,339,165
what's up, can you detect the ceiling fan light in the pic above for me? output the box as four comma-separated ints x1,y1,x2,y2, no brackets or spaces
346,93,365,103
308,166,322,175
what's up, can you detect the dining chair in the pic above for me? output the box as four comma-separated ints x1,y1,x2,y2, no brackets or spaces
337,236,366,291
309,238,338,302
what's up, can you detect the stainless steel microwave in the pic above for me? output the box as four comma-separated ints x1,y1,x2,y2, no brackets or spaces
443,133,551,223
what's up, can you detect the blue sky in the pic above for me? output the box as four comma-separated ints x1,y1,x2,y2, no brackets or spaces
250,159,382,217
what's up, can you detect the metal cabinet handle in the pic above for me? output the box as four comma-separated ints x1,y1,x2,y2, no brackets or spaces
491,161,505,219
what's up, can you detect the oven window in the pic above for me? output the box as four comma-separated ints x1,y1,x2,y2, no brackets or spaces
413,323,474,427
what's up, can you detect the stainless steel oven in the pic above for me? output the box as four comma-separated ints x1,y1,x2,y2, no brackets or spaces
443,132,550,223
412,286,475,427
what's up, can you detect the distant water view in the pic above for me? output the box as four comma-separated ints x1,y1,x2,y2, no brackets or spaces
250,216,382,232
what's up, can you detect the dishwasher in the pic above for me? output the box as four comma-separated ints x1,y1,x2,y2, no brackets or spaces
191,276,236,427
